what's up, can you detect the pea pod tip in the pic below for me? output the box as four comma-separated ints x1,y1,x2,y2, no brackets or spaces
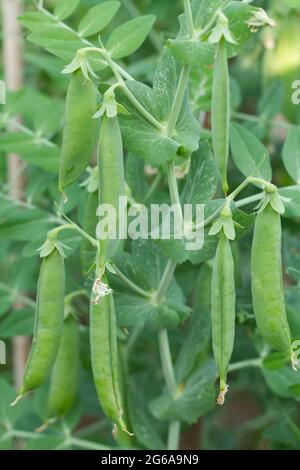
10,394,23,407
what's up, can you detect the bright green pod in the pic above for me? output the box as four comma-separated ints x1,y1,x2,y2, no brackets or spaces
59,69,97,192
46,314,79,419
251,204,294,363
80,190,98,274
16,249,65,401
211,38,230,194
90,275,130,436
211,232,235,405
97,115,125,271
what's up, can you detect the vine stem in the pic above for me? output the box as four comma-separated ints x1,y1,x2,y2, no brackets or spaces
228,358,263,372
158,330,177,397
235,192,265,208
1,429,111,450
35,2,133,81
167,421,181,451
109,264,153,299
232,111,293,131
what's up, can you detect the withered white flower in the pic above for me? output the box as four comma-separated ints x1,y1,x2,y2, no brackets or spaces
246,8,276,33
92,278,113,304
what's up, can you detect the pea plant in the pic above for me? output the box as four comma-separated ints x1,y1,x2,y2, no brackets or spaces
1,0,300,451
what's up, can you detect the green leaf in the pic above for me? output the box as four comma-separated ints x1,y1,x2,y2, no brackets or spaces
18,12,55,32
181,141,218,205
282,127,300,184
27,26,82,61
0,379,32,426
149,360,216,423
106,15,156,59
0,308,35,338
0,134,59,173
111,240,190,331
279,186,300,218
167,40,215,68
117,50,199,165
128,375,165,450
175,310,211,383
78,2,121,38
117,81,179,165
258,82,283,119
224,1,254,57
230,123,272,181
54,0,80,21
262,365,300,399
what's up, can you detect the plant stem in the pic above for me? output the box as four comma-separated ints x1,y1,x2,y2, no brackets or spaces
167,421,181,450
120,82,164,131
69,436,110,450
64,289,88,305
158,330,177,395
167,65,190,137
156,260,177,303
0,113,56,148
52,211,98,248
0,282,36,308
144,173,162,203
36,2,133,81
235,192,264,208
183,0,194,37
228,358,263,372
232,111,293,131
110,264,152,299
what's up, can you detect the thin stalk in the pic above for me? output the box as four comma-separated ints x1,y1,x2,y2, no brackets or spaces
235,192,264,208
143,173,162,203
158,330,177,396
156,260,177,304
120,82,164,131
194,203,225,231
228,358,263,372
110,264,152,299
64,289,88,305
167,421,181,451
197,0,231,39
183,0,194,37
228,178,251,201
0,114,56,148
36,2,134,81
69,436,111,451
166,65,190,137
0,282,36,308
74,420,110,438
52,211,98,248
167,161,183,225
232,111,293,131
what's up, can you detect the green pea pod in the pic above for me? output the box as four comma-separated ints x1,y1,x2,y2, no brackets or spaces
97,115,125,271
211,38,230,194
14,249,65,402
251,204,294,364
80,190,98,274
59,69,97,192
46,314,79,420
211,232,235,405
90,275,130,436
